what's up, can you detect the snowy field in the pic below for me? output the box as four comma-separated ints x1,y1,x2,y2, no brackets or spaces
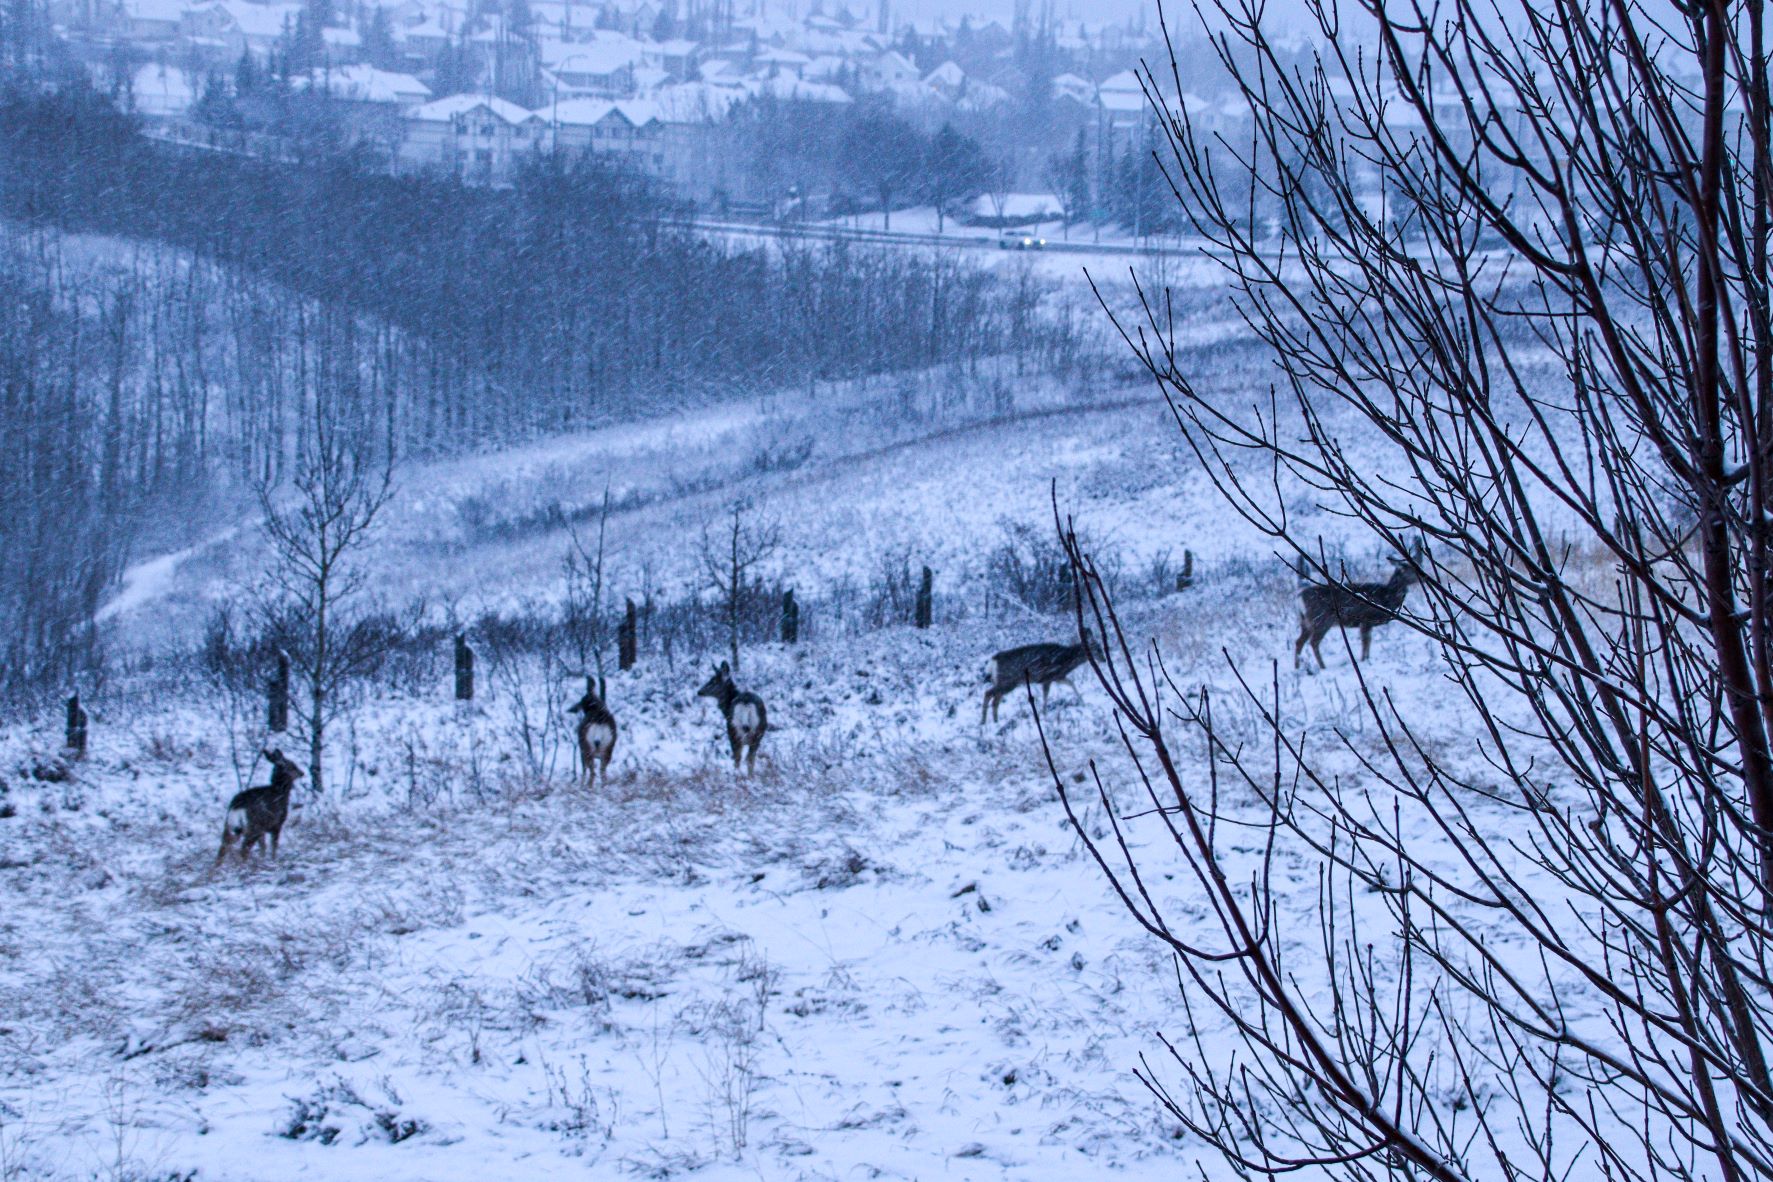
0,266,1572,1180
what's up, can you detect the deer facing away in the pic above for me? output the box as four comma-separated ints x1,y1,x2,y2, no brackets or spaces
982,633,1097,724
215,747,305,864
1295,545,1424,670
697,661,768,773
569,677,618,788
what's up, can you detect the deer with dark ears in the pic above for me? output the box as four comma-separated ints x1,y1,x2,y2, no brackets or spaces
696,661,768,773
1294,539,1426,670
568,676,618,788
981,631,1099,724
215,748,305,865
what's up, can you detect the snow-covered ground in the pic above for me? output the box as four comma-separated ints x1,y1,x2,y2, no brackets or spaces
0,265,1573,1179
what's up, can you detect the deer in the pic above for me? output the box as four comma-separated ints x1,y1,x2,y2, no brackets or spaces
215,748,305,865
1294,541,1425,670
568,676,618,788
696,661,768,773
981,631,1098,724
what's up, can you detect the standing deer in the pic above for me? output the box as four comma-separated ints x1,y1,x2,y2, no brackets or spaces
1294,542,1425,670
568,677,618,788
215,748,305,865
697,662,768,773
981,632,1098,724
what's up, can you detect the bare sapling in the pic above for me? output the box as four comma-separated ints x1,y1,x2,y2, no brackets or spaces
257,382,394,798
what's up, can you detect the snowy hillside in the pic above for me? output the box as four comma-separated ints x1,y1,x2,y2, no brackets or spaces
0,265,1544,1181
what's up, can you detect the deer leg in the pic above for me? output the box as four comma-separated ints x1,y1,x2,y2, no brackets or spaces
1311,631,1327,671
1360,626,1373,660
728,728,743,769
269,828,281,860
981,690,993,725
746,740,758,775
1294,625,1309,669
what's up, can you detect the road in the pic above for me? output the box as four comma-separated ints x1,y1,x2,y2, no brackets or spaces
673,215,1194,258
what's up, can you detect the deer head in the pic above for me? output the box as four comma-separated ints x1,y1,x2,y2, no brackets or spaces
696,662,732,700
262,748,305,786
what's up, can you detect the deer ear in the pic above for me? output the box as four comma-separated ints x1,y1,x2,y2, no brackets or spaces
718,661,730,674
262,748,276,761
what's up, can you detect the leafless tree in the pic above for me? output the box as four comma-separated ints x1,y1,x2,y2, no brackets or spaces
563,486,613,678
700,499,780,674
1050,1,1773,1180
258,383,393,797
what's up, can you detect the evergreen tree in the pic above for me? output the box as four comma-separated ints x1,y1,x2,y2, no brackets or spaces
234,48,259,97
922,122,987,233
361,6,397,70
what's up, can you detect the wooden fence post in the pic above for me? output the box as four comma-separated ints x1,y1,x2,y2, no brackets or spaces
267,649,290,733
1175,549,1195,592
618,598,637,671
65,693,87,758
915,565,933,629
454,633,474,701
781,589,799,645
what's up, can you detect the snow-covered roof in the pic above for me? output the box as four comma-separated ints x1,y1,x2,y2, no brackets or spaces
1052,72,1094,103
194,0,297,38
756,47,810,65
298,63,432,104
649,79,746,122
743,75,851,104
405,92,540,123
1099,87,1145,113
550,40,643,75
956,80,1011,110
535,96,659,126
1099,69,1142,93
924,60,965,87
871,48,917,75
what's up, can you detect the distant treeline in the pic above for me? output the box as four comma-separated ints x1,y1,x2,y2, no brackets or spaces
0,81,1094,452
0,80,1100,695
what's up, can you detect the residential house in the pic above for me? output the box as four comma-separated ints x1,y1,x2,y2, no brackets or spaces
399,92,549,182
124,0,187,42
754,47,809,79
181,1,298,60
544,37,642,95
857,48,916,90
538,96,661,167
643,37,701,81
923,59,965,101
299,62,432,105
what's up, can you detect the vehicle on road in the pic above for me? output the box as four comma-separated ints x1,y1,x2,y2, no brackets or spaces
997,228,1047,250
